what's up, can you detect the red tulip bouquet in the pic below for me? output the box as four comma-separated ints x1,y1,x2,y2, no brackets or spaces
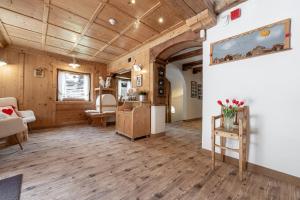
217,99,244,129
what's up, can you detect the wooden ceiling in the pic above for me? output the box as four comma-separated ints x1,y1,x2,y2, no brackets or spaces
0,0,212,63
0,0,245,63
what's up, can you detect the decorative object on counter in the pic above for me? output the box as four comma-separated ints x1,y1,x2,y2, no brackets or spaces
191,81,197,98
217,98,245,130
138,91,148,102
99,76,105,88
210,19,291,65
127,88,137,101
105,77,112,88
136,74,143,87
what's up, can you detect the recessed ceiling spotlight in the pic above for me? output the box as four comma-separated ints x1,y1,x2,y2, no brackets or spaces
158,17,164,24
128,0,136,5
108,18,117,26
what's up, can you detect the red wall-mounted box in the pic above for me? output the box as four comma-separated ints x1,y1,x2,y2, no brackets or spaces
231,8,241,21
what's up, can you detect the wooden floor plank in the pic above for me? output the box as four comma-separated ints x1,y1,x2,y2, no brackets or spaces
0,121,299,200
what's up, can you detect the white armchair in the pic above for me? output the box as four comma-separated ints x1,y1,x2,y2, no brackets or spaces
0,117,27,149
0,97,36,149
0,97,36,125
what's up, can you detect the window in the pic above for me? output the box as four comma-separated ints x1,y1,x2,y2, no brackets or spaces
117,79,131,101
57,70,91,101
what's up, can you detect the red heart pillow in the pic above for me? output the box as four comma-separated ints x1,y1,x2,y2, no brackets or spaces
2,108,13,115
0,106,18,117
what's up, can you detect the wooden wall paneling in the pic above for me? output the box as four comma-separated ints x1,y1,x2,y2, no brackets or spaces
41,0,50,50
11,37,42,51
47,24,80,43
0,9,43,33
50,0,100,19
74,45,98,56
0,20,11,46
124,23,159,43
0,46,107,129
108,0,160,19
85,23,118,43
4,24,42,43
79,36,106,50
0,0,44,20
160,0,196,19
168,48,202,62
184,0,210,13
141,4,183,33
94,4,135,33
103,45,127,56
48,5,88,33
46,36,74,50
111,35,141,51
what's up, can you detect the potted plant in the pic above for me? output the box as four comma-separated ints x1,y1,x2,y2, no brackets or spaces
217,98,245,130
138,91,148,102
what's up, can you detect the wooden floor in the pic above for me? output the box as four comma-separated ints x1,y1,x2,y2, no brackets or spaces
0,121,299,200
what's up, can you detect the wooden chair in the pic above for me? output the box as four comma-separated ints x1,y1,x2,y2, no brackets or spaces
211,106,249,180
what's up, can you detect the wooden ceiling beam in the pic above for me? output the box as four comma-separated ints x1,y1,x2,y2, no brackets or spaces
0,20,11,47
91,1,161,60
70,0,107,52
168,48,202,63
41,0,50,50
192,67,202,74
182,60,202,71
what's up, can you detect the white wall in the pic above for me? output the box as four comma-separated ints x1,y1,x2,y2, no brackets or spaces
202,0,300,177
182,69,202,120
166,64,185,122
166,63,202,122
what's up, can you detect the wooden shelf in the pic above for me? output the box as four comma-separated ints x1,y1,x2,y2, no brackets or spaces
95,88,115,92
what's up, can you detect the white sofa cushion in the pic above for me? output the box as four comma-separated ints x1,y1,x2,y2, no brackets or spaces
19,110,36,123
0,97,18,110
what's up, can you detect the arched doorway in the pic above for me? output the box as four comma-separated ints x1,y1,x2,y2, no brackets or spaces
149,30,203,134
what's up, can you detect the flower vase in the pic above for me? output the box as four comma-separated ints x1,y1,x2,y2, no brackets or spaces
224,117,234,130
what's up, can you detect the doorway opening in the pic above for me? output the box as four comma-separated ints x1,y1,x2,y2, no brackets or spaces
150,30,203,144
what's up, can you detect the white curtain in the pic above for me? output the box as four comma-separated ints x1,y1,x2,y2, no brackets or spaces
58,71,66,101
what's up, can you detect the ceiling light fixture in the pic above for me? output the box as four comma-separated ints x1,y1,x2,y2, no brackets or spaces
158,17,164,24
0,59,7,67
69,56,80,69
108,18,117,26
128,0,136,5
134,20,140,29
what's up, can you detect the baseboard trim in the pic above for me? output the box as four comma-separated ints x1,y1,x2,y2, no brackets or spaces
183,117,202,122
150,132,166,138
201,148,300,187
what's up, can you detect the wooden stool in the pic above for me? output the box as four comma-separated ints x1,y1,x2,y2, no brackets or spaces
211,106,249,180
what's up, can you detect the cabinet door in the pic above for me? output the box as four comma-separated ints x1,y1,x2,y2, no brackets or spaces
123,112,133,137
116,112,124,132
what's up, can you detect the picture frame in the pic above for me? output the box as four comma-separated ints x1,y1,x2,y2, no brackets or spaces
33,67,45,78
198,84,202,100
136,74,143,87
210,19,291,65
191,81,197,98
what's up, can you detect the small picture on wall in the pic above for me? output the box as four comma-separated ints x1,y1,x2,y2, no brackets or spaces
210,19,291,65
198,84,202,100
158,67,165,77
33,67,45,78
136,74,143,87
191,81,197,98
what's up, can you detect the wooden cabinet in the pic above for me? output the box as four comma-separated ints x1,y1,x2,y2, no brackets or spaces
116,101,150,141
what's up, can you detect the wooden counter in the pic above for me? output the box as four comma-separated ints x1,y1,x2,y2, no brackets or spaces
116,101,150,141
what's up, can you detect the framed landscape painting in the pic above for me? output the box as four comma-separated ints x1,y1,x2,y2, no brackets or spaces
210,19,291,65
